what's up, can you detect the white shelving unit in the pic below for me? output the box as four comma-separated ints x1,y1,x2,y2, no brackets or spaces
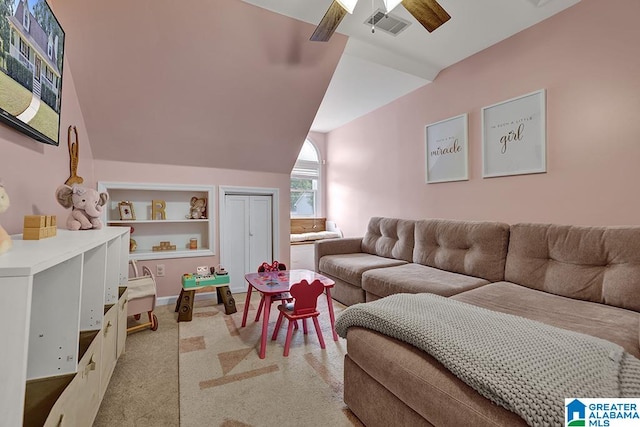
0,227,130,426
98,182,216,260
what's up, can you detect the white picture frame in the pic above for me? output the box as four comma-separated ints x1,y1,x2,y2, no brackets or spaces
482,89,546,178
425,113,469,184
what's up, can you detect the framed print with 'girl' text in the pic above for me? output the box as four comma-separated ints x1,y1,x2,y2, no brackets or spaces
482,89,546,178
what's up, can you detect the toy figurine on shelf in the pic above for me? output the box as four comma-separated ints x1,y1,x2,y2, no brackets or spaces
129,226,137,252
186,197,206,219
0,181,12,255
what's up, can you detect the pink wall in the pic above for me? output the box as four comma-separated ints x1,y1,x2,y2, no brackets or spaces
94,160,290,297
0,60,96,234
326,0,640,237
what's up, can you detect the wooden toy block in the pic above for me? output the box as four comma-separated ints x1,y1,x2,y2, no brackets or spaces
24,215,46,228
23,227,47,240
152,241,176,251
23,215,58,240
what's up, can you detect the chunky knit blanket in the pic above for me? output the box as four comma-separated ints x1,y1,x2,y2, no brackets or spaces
334,293,640,427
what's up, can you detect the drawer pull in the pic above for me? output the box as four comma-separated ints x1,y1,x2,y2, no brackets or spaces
121,299,128,310
83,355,96,377
56,414,64,427
104,320,112,336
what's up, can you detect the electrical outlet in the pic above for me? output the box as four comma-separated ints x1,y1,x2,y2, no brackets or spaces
156,264,165,277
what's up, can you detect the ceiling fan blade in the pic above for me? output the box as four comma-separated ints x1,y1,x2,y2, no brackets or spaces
310,0,348,42
402,0,451,32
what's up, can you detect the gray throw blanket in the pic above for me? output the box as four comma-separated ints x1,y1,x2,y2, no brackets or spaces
334,293,640,426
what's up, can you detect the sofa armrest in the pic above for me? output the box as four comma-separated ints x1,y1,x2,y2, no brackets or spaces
314,237,363,272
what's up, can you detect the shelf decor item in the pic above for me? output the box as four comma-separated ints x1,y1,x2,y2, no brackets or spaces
23,215,57,240
425,113,469,184
65,126,84,186
186,197,207,219
118,201,136,220
153,241,176,251
151,200,167,220
129,226,137,252
56,184,109,230
97,181,215,260
482,89,546,178
0,182,12,255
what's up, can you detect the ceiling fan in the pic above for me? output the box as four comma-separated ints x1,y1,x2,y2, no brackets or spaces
310,0,450,42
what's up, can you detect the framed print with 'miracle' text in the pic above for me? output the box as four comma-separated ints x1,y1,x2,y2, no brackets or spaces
425,113,469,184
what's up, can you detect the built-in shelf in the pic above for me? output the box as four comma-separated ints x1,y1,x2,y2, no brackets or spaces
108,219,208,224
98,181,216,260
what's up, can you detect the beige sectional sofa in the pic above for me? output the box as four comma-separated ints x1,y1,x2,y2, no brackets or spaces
315,217,640,427
316,217,511,306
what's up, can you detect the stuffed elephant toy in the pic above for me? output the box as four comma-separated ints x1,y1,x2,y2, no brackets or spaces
56,184,109,231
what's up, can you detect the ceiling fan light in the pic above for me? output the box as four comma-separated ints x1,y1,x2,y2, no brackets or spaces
336,0,358,14
382,0,402,12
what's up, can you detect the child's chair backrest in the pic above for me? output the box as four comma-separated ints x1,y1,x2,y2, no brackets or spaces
290,279,324,316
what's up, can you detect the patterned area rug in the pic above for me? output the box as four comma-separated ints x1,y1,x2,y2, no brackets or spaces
179,292,363,427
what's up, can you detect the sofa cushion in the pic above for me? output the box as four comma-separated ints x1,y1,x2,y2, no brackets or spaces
505,223,640,312
361,217,415,262
346,327,527,427
452,281,640,358
413,219,510,282
362,263,489,298
318,253,407,287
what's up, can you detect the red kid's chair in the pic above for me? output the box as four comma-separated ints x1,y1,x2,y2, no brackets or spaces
270,279,326,356
255,261,290,322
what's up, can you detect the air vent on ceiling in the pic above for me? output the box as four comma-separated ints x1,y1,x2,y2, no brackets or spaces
365,9,411,36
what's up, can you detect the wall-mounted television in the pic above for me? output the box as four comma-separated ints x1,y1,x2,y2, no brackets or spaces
0,0,64,146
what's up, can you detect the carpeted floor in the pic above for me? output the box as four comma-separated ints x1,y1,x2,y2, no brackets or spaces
94,293,362,427
94,304,180,426
179,293,363,427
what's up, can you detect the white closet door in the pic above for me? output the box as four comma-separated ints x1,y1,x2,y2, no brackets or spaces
249,195,273,271
223,195,250,293
223,194,273,293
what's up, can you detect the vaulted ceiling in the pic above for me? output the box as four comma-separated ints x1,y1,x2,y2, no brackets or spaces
52,0,347,174
51,0,581,174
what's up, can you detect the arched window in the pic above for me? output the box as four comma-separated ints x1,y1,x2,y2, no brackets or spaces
291,139,321,217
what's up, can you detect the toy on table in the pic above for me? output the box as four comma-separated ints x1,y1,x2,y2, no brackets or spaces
0,182,12,255
55,184,108,230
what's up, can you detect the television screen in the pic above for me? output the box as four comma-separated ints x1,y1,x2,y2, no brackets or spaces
0,0,64,146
